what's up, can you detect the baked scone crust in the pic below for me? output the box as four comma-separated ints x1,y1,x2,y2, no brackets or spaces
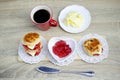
22,32,40,49
83,38,102,56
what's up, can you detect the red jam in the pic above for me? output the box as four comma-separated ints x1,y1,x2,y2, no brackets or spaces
93,54,100,56
93,48,103,56
52,40,72,58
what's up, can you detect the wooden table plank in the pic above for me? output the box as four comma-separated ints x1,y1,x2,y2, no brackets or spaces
0,0,120,80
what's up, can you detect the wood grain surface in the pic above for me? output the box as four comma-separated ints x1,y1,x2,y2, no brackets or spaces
0,0,120,80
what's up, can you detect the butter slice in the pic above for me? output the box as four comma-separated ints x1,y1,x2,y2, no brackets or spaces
25,43,42,56
26,50,37,56
64,11,84,28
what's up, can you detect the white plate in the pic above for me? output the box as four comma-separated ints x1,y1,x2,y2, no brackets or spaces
77,34,109,63
58,5,91,33
18,36,48,64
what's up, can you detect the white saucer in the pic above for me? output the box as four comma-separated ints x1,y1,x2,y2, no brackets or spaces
18,36,48,64
58,5,91,33
77,34,109,63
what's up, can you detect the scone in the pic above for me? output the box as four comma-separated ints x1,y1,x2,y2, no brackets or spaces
83,38,103,56
22,32,42,56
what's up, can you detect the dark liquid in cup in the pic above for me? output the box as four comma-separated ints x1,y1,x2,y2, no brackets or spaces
33,9,50,23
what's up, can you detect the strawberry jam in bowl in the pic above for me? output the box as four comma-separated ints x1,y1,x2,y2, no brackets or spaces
48,37,77,63
53,40,72,58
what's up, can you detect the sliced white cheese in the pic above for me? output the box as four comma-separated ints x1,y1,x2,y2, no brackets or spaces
27,44,36,49
93,47,102,55
22,38,40,49
26,50,37,56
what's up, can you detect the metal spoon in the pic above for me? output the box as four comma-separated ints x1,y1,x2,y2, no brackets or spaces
36,66,95,77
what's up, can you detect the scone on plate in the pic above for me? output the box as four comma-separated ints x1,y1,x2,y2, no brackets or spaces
22,32,42,56
83,38,103,56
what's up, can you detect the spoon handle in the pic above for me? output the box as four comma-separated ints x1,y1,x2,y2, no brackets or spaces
61,70,95,77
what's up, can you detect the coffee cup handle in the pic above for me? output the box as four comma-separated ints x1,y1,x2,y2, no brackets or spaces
49,19,58,27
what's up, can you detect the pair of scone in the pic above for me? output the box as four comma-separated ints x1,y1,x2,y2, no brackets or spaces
22,32,42,56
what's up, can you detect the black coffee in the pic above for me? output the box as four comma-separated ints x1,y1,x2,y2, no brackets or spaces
33,9,50,23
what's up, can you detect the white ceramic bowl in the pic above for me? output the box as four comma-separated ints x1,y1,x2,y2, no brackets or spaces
48,37,77,63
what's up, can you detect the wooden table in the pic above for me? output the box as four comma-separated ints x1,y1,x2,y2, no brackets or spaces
0,0,120,80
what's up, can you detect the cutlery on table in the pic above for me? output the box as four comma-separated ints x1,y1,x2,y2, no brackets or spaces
36,66,95,77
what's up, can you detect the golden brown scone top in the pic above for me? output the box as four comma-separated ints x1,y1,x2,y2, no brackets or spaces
23,32,40,43
84,38,101,53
